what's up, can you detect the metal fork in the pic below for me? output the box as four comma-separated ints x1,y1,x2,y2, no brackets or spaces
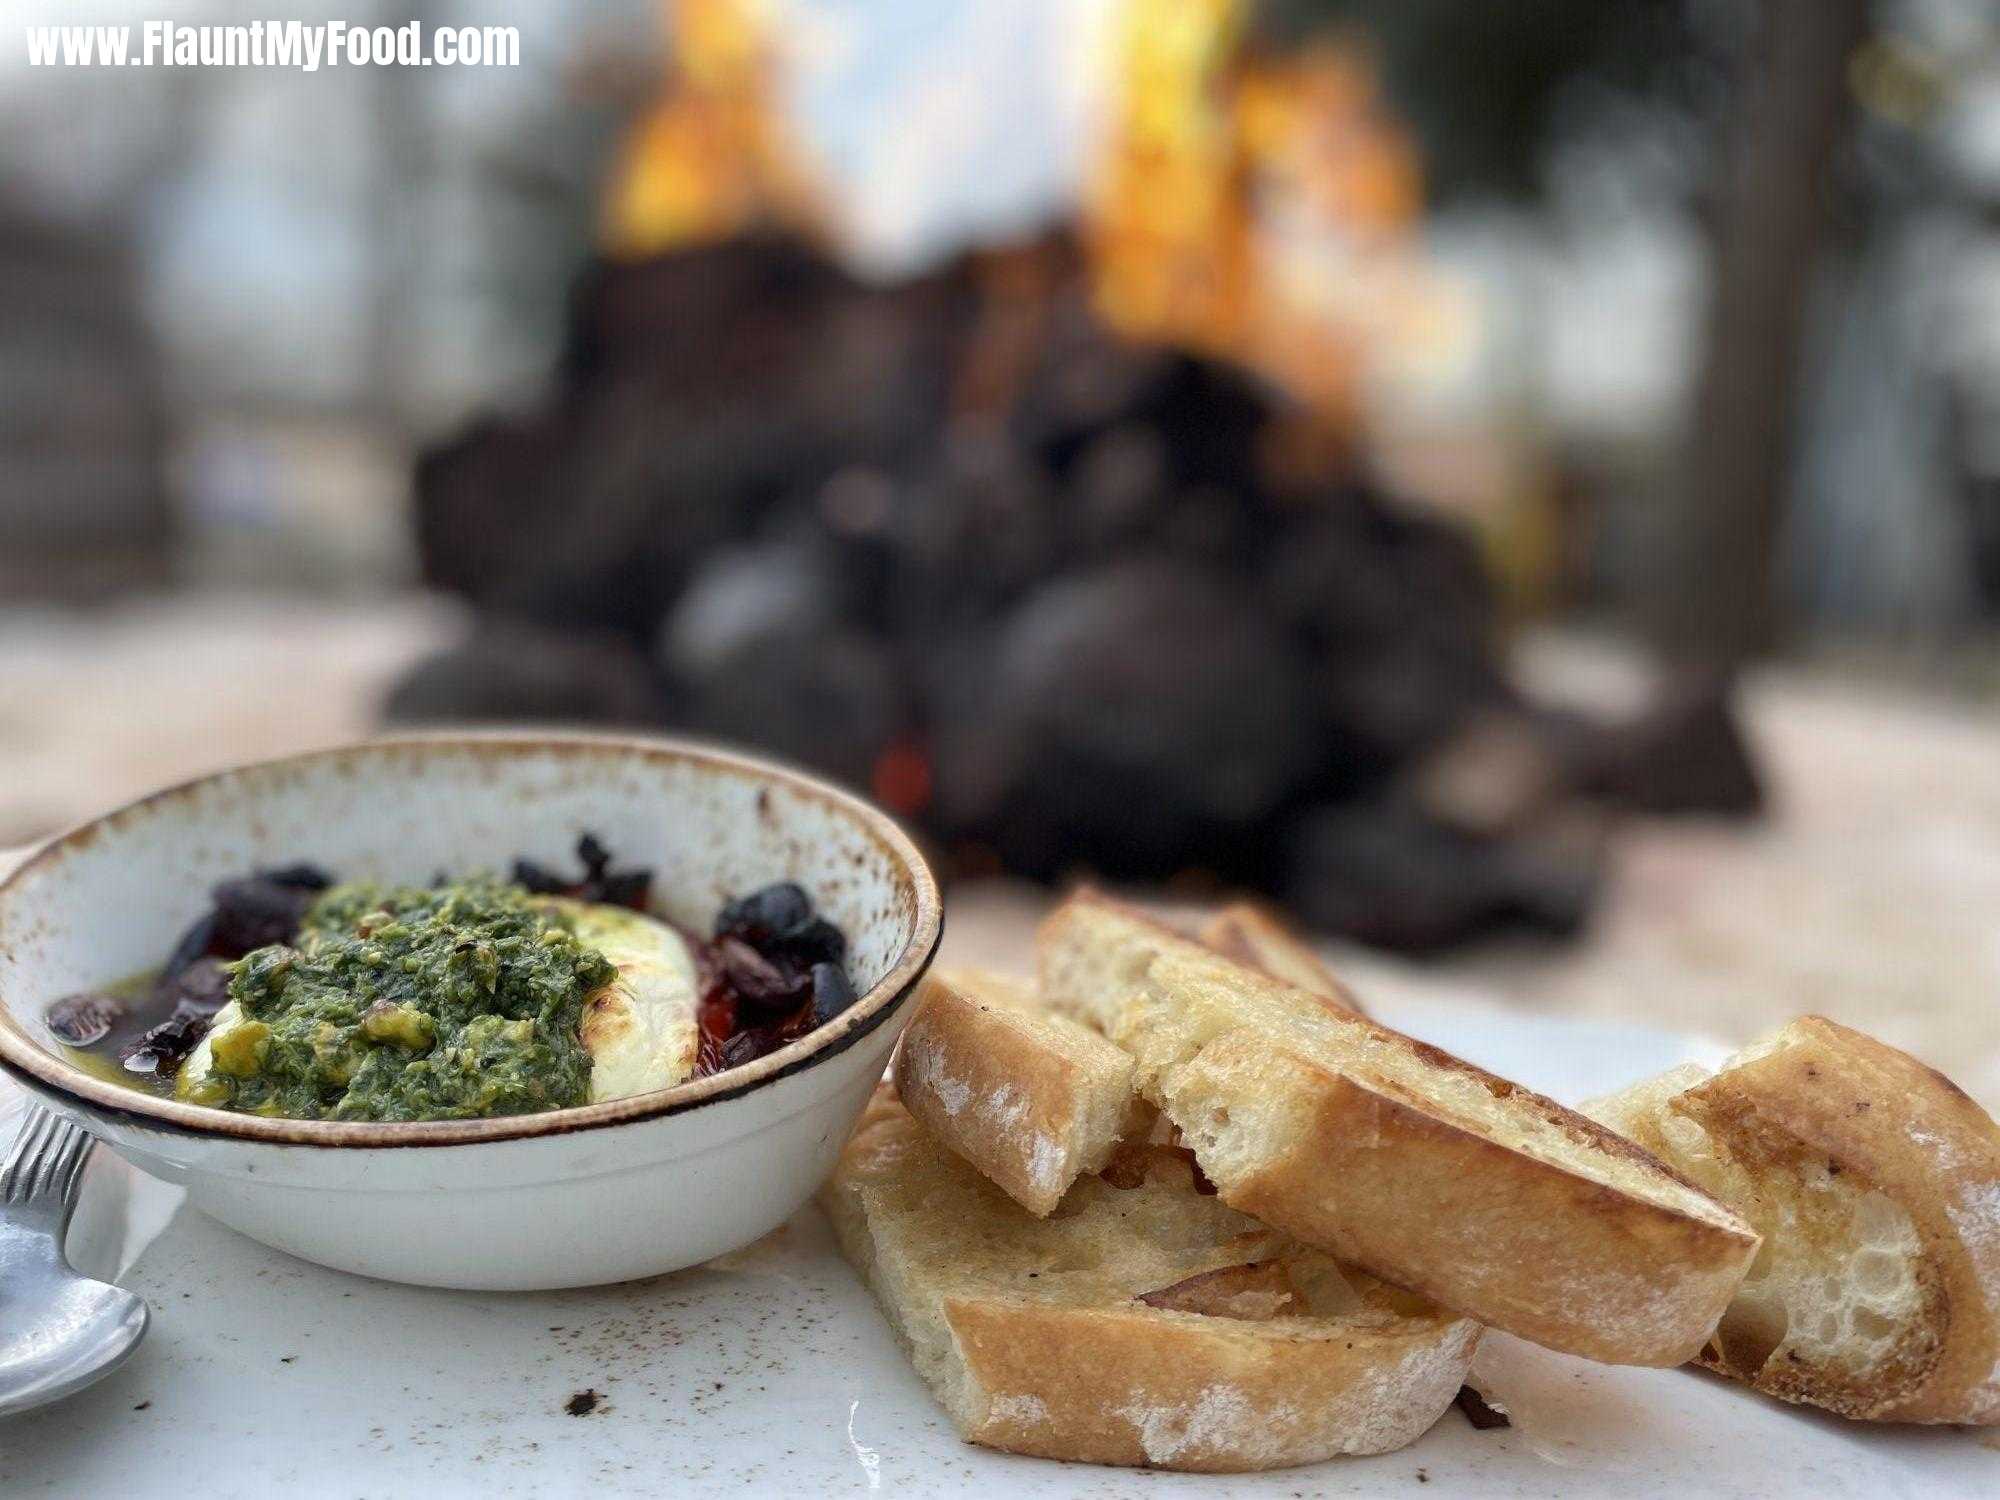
0,1107,149,1416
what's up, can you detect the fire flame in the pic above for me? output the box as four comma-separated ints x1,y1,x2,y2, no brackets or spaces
600,0,819,260
600,1,1443,428
1084,0,1256,356
1088,1,1429,423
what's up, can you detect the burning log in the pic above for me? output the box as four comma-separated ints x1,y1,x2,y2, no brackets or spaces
393,229,1757,954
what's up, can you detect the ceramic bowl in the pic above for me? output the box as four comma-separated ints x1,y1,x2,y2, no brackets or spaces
0,735,941,1290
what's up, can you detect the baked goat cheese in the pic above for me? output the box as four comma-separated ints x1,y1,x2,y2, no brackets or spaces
559,898,701,1102
175,883,700,1119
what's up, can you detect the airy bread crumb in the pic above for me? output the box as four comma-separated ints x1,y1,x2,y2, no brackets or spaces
1037,889,1760,1366
1587,1016,2000,1423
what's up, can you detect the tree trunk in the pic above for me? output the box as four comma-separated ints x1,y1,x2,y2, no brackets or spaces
1662,0,1868,663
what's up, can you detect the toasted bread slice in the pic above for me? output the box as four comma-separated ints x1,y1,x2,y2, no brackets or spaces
1198,904,1363,1016
1586,1017,2000,1422
821,1086,1481,1470
1037,890,1760,1366
896,970,1141,1216
897,909,1343,1214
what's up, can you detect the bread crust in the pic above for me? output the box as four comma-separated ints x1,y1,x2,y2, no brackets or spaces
1040,890,1761,1367
1197,903,1363,1016
822,1086,1481,1471
1669,1017,2000,1422
895,970,1135,1216
943,1296,1479,1471
1164,1032,1758,1365
899,910,1349,1213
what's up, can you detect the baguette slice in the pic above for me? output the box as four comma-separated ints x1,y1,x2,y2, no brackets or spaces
822,1086,1481,1471
1198,903,1364,1016
897,970,1141,1216
1038,890,1761,1366
897,907,1345,1214
1586,1017,2000,1423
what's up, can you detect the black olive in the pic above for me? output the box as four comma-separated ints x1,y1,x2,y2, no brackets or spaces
257,864,332,891
593,868,652,911
576,833,612,878
773,917,845,968
119,1003,214,1076
714,883,812,946
511,859,569,895
46,993,123,1047
160,912,220,982
716,936,811,1015
209,876,316,955
152,957,232,1015
513,837,652,909
810,963,857,1026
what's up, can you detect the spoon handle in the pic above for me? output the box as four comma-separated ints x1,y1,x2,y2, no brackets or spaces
0,1107,92,1233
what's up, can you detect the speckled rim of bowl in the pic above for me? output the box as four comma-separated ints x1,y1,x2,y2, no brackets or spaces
0,732,943,1149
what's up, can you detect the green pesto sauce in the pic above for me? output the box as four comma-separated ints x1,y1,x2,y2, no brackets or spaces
189,880,615,1122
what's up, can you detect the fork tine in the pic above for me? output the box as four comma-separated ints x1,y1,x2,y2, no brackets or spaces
3,1110,44,1199
2,1108,92,1207
45,1118,92,1203
1,1108,55,1198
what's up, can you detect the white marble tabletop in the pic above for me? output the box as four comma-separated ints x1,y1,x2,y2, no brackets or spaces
3,985,1994,1498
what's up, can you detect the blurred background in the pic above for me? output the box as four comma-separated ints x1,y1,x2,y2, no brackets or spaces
5,0,2000,1097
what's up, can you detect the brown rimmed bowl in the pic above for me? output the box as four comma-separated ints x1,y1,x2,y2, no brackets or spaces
0,734,941,1289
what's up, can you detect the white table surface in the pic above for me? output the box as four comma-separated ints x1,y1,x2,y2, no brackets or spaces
3,992,1993,1499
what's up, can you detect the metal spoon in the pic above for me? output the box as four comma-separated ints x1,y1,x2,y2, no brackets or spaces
0,1107,149,1416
